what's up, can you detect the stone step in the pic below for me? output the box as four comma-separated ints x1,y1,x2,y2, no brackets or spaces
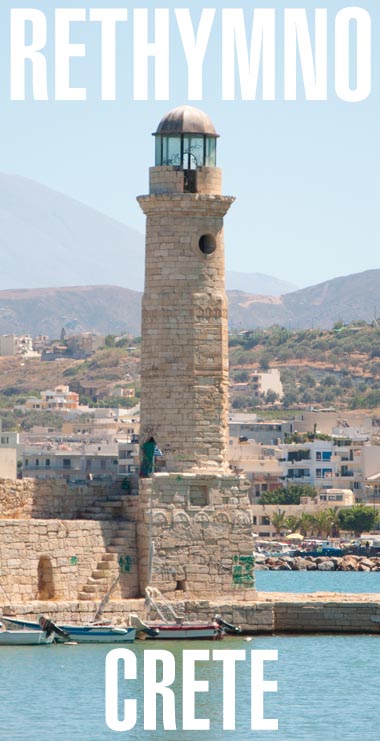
82,584,97,593
91,571,108,581
101,553,118,562
111,537,128,545
96,561,114,571
106,546,123,553
78,592,93,600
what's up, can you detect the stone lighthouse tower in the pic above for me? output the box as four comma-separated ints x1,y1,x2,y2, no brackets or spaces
136,107,255,598
138,105,234,474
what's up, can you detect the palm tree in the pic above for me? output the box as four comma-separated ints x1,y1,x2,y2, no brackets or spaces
310,509,334,538
284,515,299,534
270,510,287,535
297,512,314,537
325,506,341,537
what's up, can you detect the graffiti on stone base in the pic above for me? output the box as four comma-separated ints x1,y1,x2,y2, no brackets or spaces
119,555,132,573
232,554,255,586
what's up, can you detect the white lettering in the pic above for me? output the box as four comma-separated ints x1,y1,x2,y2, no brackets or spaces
182,650,210,731
213,649,245,730
222,9,275,101
335,7,371,102
10,9,48,100
133,9,169,100
175,9,215,100
144,650,176,730
251,649,278,731
90,9,129,101
105,648,137,732
55,9,86,101
284,9,327,100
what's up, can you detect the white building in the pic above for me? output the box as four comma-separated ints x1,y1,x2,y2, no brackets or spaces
251,368,283,400
0,334,37,357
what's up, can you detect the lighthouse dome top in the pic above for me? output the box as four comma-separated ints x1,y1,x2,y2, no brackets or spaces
155,106,218,137
154,106,218,169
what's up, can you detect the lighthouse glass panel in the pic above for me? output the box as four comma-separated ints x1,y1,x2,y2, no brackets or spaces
205,137,217,166
183,136,204,170
162,137,182,166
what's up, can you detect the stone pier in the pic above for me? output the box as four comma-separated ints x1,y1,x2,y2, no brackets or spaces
2,594,380,634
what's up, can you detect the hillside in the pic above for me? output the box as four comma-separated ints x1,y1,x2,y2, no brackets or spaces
229,322,380,411
225,271,296,295
2,321,380,433
0,285,142,336
0,269,379,336
229,269,380,330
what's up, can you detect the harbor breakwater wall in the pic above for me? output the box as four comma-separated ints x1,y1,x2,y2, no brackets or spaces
2,596,380,634
257,555,380,572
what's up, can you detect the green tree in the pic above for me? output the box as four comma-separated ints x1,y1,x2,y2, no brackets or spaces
284,515,299,533
270,510,287,535
260,484,317,505
297,512,314,536
310,510,335,538
338,505,378,536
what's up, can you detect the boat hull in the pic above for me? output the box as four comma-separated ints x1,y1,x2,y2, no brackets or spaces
58,625,136,643
2,617,136,643
0,629,53,646
142,624,222,640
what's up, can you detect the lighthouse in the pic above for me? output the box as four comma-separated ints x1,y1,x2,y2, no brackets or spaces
137,105,234,475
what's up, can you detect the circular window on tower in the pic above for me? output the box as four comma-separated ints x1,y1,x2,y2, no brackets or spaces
199,234,216,255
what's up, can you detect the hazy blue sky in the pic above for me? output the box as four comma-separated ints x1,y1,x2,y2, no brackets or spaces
0,0,379,288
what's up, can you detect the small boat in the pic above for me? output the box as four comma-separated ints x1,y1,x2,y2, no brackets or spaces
0,622,54,646
130,613,222,640
2,616,136,644
129,588,241,640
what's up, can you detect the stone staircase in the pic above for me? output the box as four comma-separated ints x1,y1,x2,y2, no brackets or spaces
78,479,139,522
78,523,138,600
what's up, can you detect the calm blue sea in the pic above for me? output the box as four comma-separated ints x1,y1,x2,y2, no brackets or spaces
1,573,380,741
255,569,380,593
1,636,380,741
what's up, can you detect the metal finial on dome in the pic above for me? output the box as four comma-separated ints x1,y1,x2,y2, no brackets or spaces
155,105,218,137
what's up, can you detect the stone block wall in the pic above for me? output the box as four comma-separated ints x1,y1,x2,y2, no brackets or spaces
149,166,184,194
0,519,138,604
195,167,222,195
274,600,380,632
137,473,256,598
138,192,234,472
0,477,132,520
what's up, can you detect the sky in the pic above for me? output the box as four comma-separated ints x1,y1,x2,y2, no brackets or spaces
0,0,379,289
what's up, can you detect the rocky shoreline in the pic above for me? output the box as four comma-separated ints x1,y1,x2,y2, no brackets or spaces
255,554,380,572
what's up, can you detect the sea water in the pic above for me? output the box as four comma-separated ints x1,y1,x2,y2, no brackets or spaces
1,635,380,741
255,569,380,593
1,571,380,741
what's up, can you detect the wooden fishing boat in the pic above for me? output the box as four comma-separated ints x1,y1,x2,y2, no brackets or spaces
0,622,54,646
129,588,241,640
2,616,136,644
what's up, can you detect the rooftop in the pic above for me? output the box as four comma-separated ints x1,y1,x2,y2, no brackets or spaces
155,105,218,136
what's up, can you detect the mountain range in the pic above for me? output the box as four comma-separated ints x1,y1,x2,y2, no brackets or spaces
0,173,294,296
0,173,378,336
0,269,379,337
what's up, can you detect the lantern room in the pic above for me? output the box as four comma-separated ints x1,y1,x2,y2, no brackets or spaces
154,105,218,170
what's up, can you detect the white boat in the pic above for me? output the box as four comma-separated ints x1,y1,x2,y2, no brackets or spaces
2,616,136,644
128,588,242,640
0,622,54,646
130,613,222,640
